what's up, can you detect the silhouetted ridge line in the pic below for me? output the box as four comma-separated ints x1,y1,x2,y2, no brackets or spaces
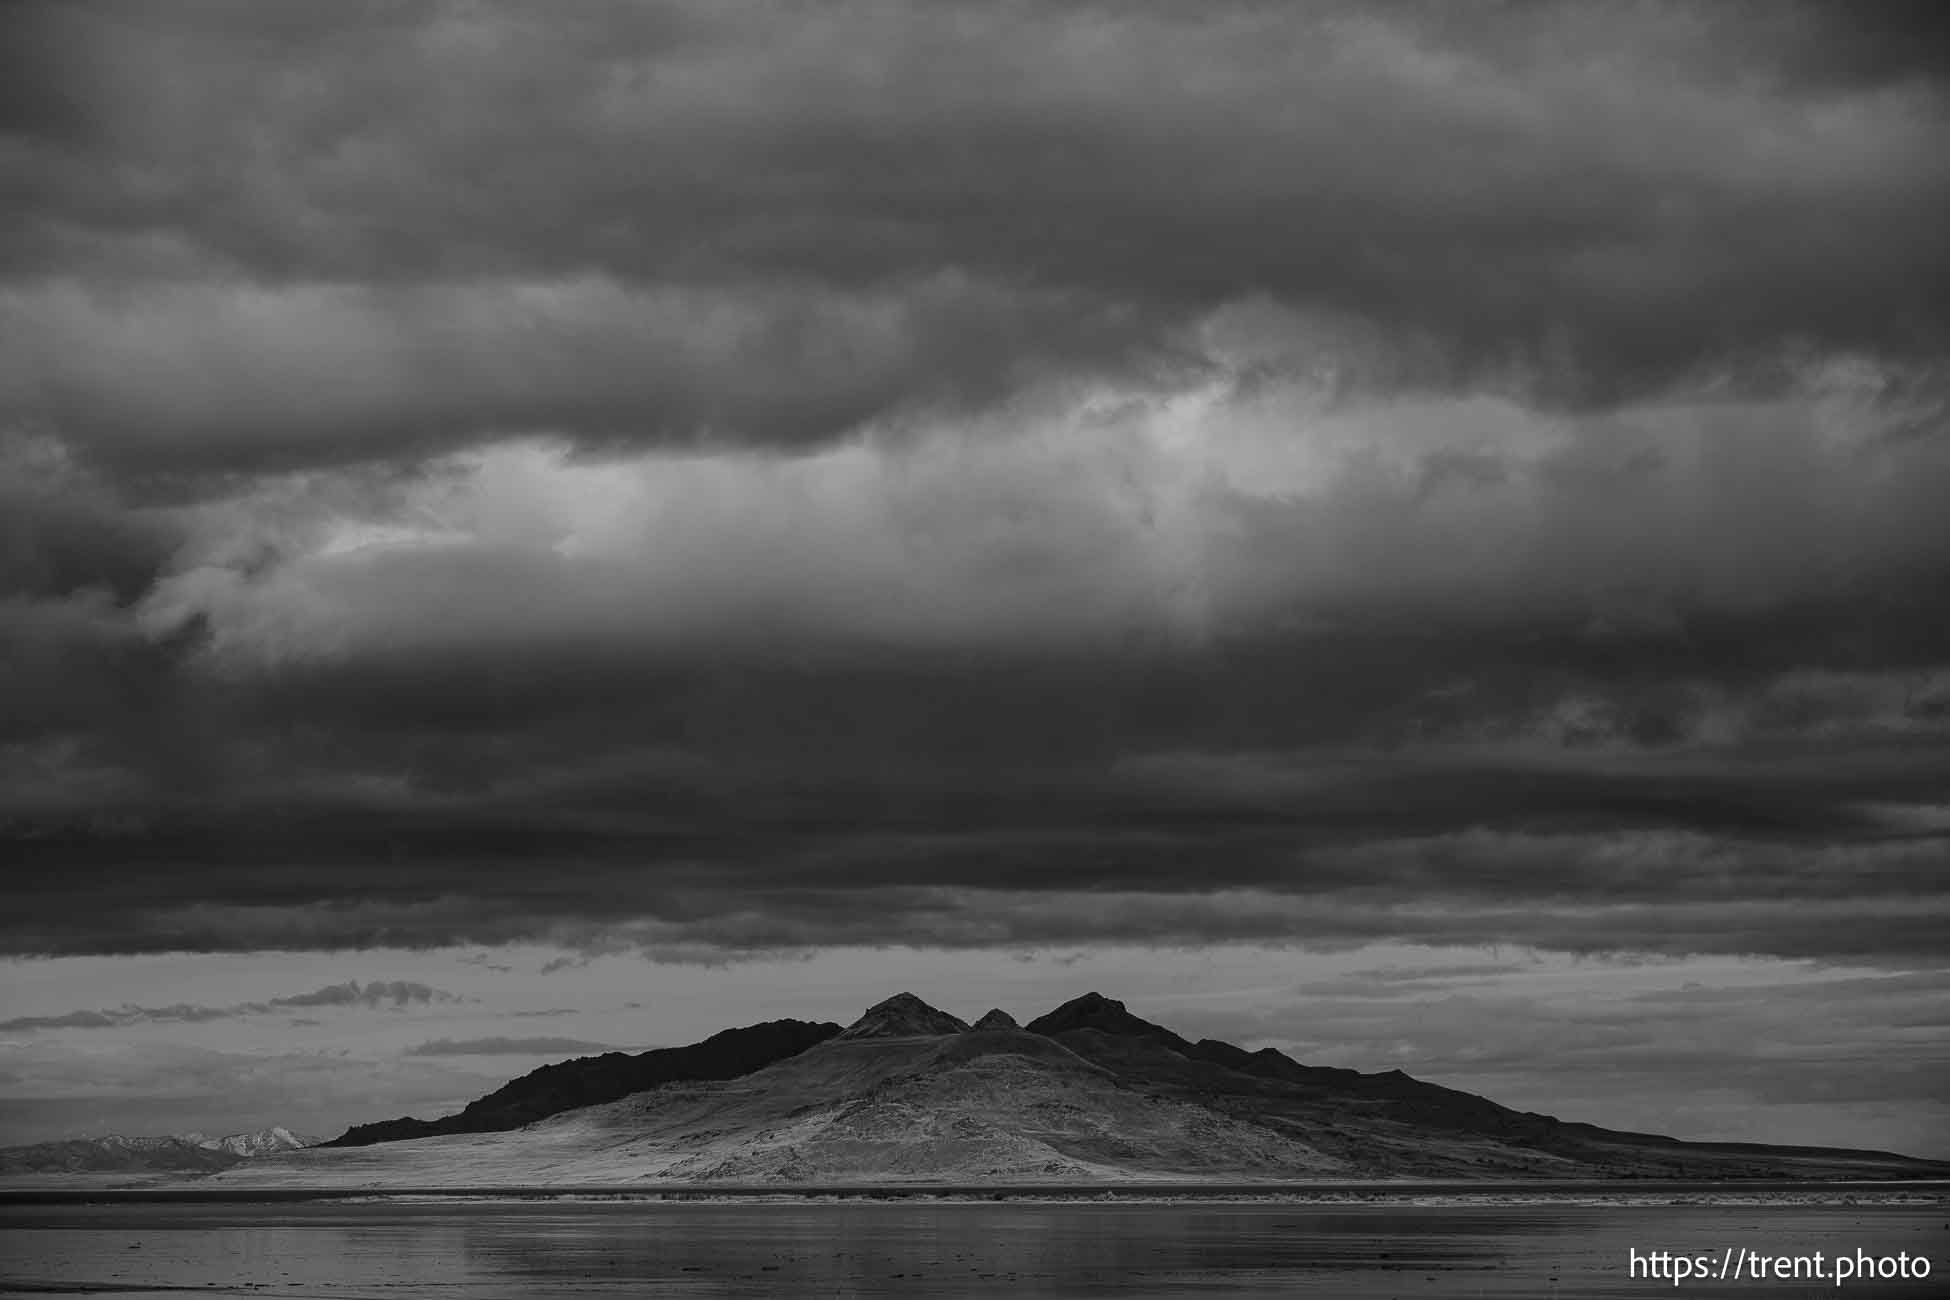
1025,991,1192,1047
322,1018,840,1148
1023,996,1616,1147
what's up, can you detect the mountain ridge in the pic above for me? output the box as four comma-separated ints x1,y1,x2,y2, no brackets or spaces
323,1018,840,1147
192,989,1950,1188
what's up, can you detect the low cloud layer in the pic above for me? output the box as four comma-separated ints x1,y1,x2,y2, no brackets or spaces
405,1036,623,1058
0,980,460,1033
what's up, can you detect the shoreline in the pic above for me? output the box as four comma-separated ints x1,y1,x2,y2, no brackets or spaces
5,1177,1947,1207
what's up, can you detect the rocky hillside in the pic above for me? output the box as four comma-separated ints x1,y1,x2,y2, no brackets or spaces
323,1017,840,1147
211,991,1950,1188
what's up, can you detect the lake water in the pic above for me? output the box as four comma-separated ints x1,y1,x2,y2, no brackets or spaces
2,1195,1944,1297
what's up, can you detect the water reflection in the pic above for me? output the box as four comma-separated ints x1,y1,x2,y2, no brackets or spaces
1,1199,1941,1297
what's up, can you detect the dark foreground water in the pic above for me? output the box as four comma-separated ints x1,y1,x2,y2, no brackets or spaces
2,1196,1944,1297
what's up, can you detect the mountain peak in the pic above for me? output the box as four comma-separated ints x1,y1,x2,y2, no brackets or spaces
196,1126,315,1158
1025,992,1187,1046
836,992,969,1040
970,1008,1018,1031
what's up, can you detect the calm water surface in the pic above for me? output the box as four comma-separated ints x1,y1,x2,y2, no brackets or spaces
2,1198,1944,1297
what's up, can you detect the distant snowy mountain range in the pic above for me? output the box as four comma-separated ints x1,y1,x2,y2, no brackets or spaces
179,1126,317,1158
0,1126,315,1178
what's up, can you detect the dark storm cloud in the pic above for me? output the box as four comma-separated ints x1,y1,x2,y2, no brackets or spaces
5,0,1949,478
0,444,178,605
3,728,1946,963
1765,0,1950,89
5,278,1180,479
2,1,1947,967
0,979,462,1033
7,398,1950,958
0,435,210,810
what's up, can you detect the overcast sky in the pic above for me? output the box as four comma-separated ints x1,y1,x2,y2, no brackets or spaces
2,0,1946,1155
